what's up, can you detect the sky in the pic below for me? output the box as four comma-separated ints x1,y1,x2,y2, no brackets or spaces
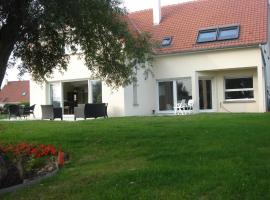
4,0,193,83
122,0,192,12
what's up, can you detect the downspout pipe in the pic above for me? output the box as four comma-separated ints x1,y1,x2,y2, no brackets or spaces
259,44,269,111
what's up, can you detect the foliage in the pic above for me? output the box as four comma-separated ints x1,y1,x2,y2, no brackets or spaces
0,113,7,119
0,143,58,182
0,106,4,114
176,82,190,100
0,114,270,199
0,0,153,88
18,101,30,107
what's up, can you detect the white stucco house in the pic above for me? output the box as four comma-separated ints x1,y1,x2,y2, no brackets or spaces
30,0,270,118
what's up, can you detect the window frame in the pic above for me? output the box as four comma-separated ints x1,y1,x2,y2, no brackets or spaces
224,76,255,101
158,80,174,111
91,80,102,104
161,36,173,47
196,25,240,44
157,77,192,112
197,29,218,43
217,26,240,41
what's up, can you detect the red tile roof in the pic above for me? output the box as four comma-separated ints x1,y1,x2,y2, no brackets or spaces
127,0,268,54
0,81,30,104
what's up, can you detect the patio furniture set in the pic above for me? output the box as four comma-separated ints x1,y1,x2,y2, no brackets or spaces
5,100,192,120
41,103,108,120
74,103,108,120
174,99,194,115
7,104,36,120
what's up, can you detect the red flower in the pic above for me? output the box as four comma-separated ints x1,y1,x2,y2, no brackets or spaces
0,143,59,159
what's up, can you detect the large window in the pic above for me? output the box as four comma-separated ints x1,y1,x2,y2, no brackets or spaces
50,83,61,107
199,79,212,110
224,77,254,100
159,81,174,111
91,81,102,103
158,78,192,111
176,78,192,103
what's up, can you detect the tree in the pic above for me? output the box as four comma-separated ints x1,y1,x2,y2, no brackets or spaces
0,0,152,88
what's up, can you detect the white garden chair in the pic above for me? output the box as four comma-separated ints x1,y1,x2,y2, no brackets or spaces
186,99,194,114
174,100,187,115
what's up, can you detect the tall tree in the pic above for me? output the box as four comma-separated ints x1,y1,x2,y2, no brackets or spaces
0,0,152,88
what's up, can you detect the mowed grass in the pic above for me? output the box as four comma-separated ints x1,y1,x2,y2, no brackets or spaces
0,114,270,199
0,114,7,120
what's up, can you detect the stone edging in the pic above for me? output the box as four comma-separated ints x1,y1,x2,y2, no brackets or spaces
0,168,59,195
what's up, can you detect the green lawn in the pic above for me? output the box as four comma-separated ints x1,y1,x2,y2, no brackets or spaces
0,114,7,120
0,114,270,199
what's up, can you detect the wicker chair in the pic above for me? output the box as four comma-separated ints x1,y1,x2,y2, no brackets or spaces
74,104,85,120
41,105,63,120
8,105,21,120
23,104,36,118
74,103,108,120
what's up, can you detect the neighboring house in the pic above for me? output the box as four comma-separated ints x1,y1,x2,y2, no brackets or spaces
0,81,30,107
30,0,270,118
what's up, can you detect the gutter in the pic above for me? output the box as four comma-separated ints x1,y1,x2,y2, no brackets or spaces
259,43,269,95
153,42,266,58
259,44,267,66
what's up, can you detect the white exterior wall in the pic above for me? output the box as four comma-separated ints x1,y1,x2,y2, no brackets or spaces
30,47,267,118
30,81,47,118
30,55,125,118
153,47,266,113
198,68,258,112
123,67,156,116
102,83,125,117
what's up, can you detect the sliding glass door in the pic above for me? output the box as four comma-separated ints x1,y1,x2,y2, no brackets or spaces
158,78,192,112
49,80,102,114
91,80,102,103
50,83,61,108
199,79,212,110
176,78,192,103
158,81,174,111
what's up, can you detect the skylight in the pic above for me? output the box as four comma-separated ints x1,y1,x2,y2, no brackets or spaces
218,26,240,40
197,25,240,43
161,37,173,47
197,29,217,43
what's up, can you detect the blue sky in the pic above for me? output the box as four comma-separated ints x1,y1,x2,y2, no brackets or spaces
4,0,193,82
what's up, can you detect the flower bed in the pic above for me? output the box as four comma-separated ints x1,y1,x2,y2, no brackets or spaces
0,143,65,189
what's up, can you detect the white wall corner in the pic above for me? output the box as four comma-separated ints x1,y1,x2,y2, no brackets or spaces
192,72,199,113
257,63,267,112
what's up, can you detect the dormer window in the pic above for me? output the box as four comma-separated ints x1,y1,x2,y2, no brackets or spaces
197,25,240,43
161,37,173,47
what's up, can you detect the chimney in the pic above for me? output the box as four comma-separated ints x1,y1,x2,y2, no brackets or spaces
153,0,161,25
0,79,8,90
